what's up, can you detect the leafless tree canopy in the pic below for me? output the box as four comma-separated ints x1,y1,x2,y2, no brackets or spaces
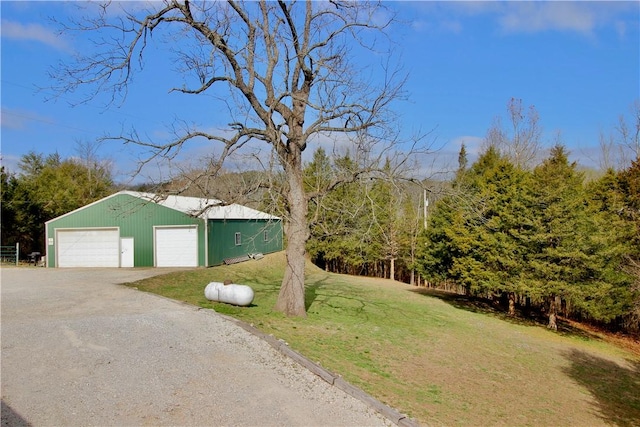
598,99,640,171
53,0,426,316
55,1,404,164
483,98,543,169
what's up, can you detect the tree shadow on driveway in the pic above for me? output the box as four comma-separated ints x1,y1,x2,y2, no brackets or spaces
1,400,32,427
562,349,640,427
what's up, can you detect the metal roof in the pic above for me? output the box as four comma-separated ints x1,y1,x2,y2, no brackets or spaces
120,191,280,220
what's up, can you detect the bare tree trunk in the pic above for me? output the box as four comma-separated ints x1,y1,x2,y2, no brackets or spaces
390,257,395,281
547,295,558,331
508,292,516,317
274,147,308,317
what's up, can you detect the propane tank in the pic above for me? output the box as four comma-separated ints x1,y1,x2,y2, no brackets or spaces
204,282,254,306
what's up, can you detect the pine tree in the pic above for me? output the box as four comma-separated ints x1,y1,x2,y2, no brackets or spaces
304,149,373,275
0,167,20,247
614,157,640,331
420,146,530,309
453,147,530,310
522,145,634,328
458,143,468,174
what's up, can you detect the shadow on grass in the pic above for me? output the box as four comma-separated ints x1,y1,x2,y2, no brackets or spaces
305,278,326,311
409,288,601,341
410,288,504,315
228,272,330,312
563,349,640,426
304,274,398,320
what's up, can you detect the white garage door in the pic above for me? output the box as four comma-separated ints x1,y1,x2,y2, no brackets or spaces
57,228,120,267
155,226,198,267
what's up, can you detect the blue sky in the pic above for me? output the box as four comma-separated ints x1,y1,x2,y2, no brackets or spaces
1,1,639,183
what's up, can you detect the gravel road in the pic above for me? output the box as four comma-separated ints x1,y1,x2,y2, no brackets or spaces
1,268,393,426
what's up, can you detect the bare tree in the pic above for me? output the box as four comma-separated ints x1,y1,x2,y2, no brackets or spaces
53,1,423,316
616,99,640,164
74,139,114,199
596,99,639,171
624,257,640,334
484,98,543,169
598,129,617,171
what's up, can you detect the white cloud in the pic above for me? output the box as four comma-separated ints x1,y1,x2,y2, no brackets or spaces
614,20,628,39
499,2,596,35
0,153,22,175
406,1,637,37
450,135,484,156
1,20,71,52
409,135,485,180
440,20,463,34
0,107,53,130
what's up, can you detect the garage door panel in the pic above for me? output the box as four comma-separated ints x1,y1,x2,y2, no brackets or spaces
155,226,198,267
57,229,120,267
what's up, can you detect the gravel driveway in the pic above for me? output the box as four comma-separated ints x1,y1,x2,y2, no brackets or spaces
1,268,394,426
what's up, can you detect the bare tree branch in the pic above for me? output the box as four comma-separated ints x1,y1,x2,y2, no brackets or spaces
52,0,432,317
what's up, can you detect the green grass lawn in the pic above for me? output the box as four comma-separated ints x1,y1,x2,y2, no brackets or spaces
127,252,640,426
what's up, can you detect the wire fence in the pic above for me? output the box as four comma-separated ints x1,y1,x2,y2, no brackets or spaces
0,243,19,266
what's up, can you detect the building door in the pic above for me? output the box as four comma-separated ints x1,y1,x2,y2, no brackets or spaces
154,226,198,267
56,228,120,267
120,237,134,268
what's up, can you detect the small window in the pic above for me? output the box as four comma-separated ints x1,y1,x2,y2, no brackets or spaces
263,230,268,242
235,232,241,246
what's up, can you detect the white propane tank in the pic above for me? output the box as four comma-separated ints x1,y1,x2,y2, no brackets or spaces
204,282,255,306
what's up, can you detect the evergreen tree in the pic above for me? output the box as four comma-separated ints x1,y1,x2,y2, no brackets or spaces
457,143,468,174
523,145,634,328
1,166,20,247
305,150,369,274
615,157,640,331
581,169,635,325
618,157,640,256
419,146,530,310
524,146,584,328
451,147,530,311
417,193,463,287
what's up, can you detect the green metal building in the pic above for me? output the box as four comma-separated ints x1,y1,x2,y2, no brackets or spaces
45,191,282,268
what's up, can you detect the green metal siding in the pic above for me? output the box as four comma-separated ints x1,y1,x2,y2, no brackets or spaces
46,193,205,267
207,219,283,265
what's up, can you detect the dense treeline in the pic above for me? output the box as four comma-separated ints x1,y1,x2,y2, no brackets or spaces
1,151,114,258
302,144,640,334
302,99,640,334
417,146,639,332
303,147,428,284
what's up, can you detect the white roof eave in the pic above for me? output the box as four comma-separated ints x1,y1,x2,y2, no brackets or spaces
121,191,279,220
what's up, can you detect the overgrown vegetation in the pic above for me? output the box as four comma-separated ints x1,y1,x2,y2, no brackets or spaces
128,252,640,426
